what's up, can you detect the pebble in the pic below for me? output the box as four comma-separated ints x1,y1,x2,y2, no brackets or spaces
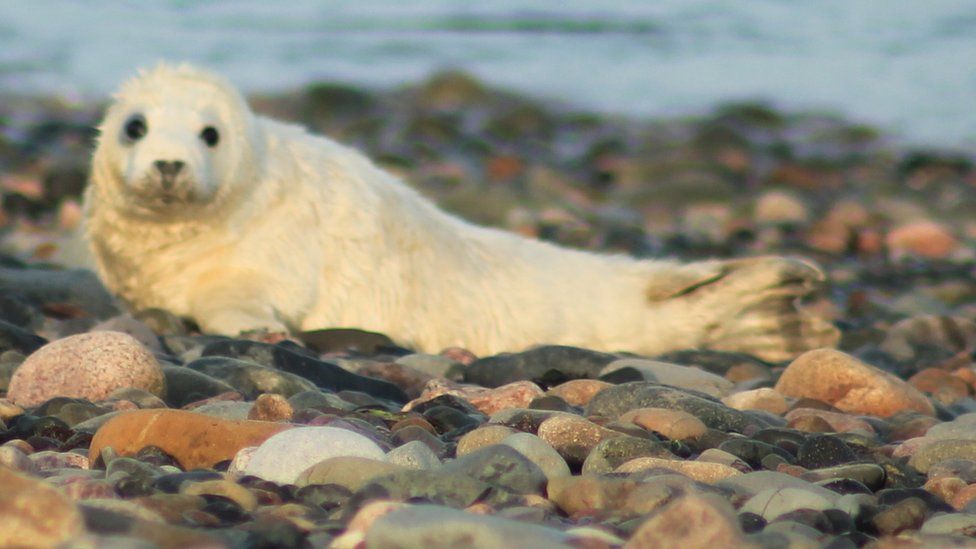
909,440,976,474
466,380,546,415
619,407,708,441
89,408,292,469
886,220,959,259
386,439,441,470
0,467,86,547
796,434,858,468
754,190,810,225
0,397,25,420
536,414,624,465
500,432,571,480
0,319,48,355
805,463,886,490
951,485,976,510
920,513,976,536
189,400,253,420
871,496,930,535
247,392,294,422
8,331,166,407
547,475,641,516
365,504,572,549
159,365,237,408
785,408,877,434
352,360,435,399
242,425,386,484
442,445,548,495
719,471,840,501
616,456,743,481
201,338,408,403
29,449,89,470
464,345,618,387
181,479,258,512
0,445,34,472
91,314,162,353
333,500,411,547
909,369,971,404
775,348,935,417
624,492,746,549
741,487,839,521
581,435,674,474
395,353,461,379
185,356,317,399
289,388,357,412
600,358,734,397
296,456,404,491
929,459,976,483
586,382,767,433
456,424,519,456
722,388,790,415
544,379,612,406
352,469,513,509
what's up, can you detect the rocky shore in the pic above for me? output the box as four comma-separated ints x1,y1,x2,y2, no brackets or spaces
1,72,976,547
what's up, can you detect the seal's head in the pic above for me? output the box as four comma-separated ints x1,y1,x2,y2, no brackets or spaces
91,63,261,218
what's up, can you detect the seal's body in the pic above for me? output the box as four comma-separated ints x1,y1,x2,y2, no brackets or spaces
84,64,838,361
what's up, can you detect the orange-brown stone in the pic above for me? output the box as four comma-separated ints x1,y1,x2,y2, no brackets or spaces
90,409,293,469
546,379,613,407
0,467,85,548
775,349,935,417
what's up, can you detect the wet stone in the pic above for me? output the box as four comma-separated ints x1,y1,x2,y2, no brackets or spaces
910,440,976,474
160,365,238,408
581,435,675,474
295,483,352,512
456,425,518,456
0,319,47,355
185,356,317,400
390,425,447,458
440,444,548,495
464,345,618,388
350,469,515,511
386,440,441,470
797,434,859,469
488,408,578,433
586,382,769,433
741,487,839,521
500,432,571,481
153,470,223,494
421,405,483,434
870,497,930,536
537,414,623,466
718,438,795,469
804,463,886,491
201,339,408,403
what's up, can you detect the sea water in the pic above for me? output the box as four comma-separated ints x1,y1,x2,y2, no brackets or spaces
1,0,974,148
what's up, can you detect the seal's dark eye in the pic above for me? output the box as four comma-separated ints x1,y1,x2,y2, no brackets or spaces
200,126,219,147
123,115,147,141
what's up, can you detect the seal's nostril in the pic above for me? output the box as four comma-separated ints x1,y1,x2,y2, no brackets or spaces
154,160,185,176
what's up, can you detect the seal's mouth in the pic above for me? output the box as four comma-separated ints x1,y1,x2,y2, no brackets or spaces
128,173,204,209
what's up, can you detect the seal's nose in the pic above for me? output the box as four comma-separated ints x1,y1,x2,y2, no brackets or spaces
153,160,185,190
154,160,185,176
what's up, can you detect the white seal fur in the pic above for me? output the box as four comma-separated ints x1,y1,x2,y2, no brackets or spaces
84,64,838,361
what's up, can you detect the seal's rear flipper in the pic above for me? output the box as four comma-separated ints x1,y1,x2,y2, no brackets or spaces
650,257,840,363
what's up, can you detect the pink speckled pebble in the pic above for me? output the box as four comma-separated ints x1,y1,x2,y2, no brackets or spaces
7,331,165,407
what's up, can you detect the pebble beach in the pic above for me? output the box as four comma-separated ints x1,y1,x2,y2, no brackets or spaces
2,72,976,548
